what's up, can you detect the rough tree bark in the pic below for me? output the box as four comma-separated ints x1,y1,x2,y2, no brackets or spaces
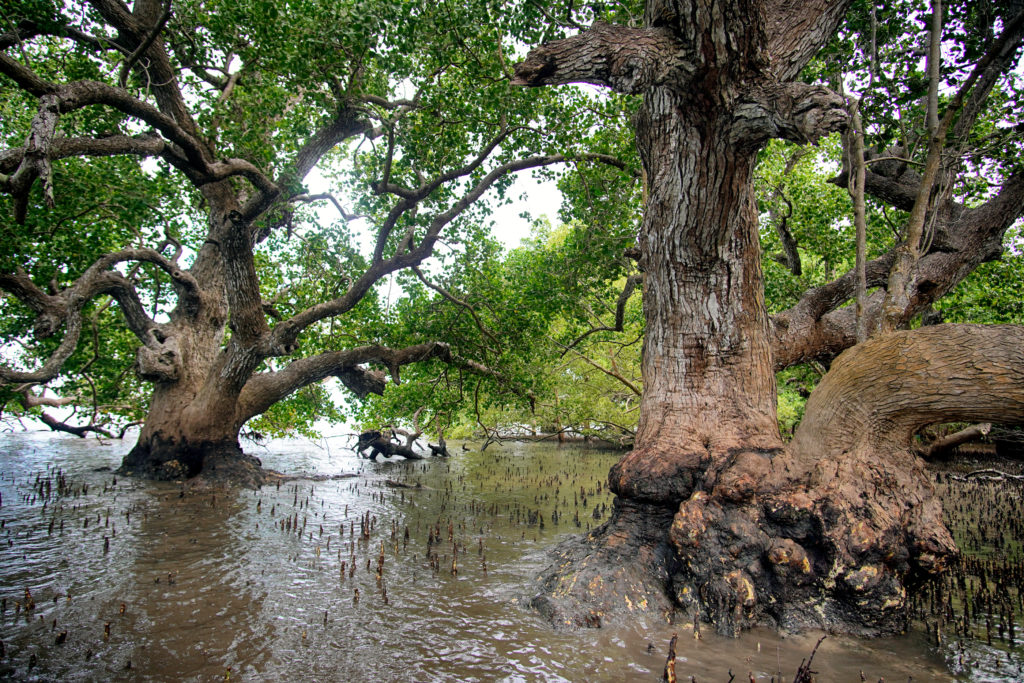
669,325,1024,635
515,1,1024,635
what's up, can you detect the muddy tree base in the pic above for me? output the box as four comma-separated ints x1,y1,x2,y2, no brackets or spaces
529,480,943,637
529,327,1024,637
528,500,680,629
118,434,273,488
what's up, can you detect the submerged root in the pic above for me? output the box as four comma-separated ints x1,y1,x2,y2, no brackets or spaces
528,499,679,629
119,435,279,489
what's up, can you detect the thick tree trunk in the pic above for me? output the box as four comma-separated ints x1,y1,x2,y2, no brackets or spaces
516,2,1024,633
532,90,786,630
610,91,782,505
118,379,265,487
117,201,269,488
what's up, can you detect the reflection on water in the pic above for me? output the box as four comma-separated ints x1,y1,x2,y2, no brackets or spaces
0,432,963,681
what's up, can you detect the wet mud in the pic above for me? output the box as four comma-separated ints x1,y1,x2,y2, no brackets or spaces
0,433,994,680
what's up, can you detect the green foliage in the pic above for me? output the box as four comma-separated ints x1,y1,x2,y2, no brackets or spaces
937,229,1024,325
2,0,1021,446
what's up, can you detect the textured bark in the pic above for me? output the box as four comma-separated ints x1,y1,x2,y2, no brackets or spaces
514,0,1024,638
610,94,784,506
515,0,854,633
669,325,1024,634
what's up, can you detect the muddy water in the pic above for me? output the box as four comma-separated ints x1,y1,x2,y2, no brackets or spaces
0,433,961,681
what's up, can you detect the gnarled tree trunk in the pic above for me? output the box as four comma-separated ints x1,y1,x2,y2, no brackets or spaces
519,0,853,632
532,90,786,630
516,0,1024,636
670,324,1024,634
116,207,266,485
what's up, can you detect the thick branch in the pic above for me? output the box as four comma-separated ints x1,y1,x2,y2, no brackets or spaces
790,324,1024,459
0,247,201,384
764,0,855,81
732,82,848,147
3,94,60,222
237,341,500,423
87,0,198,138
117,0,172,88
511,21,693,94
0,269,64,336
38,411,113,439
0,132,173,175
77,248,200,310
0,61,276,198
774,162,1024,370
16,386,76,408
0,311,82,384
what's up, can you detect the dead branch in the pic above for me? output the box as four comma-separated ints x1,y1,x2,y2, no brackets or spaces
392,406,426,448
792,635,826,683
922,423,992,459
38,411,114,439
15,385,76,408
561,273,643,355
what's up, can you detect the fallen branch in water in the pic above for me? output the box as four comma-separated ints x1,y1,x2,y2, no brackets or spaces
793,635,826,683
949,468,1024,483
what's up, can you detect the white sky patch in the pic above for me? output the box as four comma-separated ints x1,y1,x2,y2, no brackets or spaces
486,170,563,249
303,164,564,254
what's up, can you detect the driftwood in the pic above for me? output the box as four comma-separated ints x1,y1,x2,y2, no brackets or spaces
384,479,422,489
355,430,425,459
428,440,451,457
922,423,992,458
948,468,1024,484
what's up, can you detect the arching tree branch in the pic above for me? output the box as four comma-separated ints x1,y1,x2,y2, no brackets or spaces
236,341,507,423
0,311,83,384
511,21,693,94
0,247,204,385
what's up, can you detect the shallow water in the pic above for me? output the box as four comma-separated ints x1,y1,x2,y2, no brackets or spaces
0,432,978,681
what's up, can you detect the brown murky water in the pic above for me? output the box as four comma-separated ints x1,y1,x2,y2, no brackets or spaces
0,432,998,681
